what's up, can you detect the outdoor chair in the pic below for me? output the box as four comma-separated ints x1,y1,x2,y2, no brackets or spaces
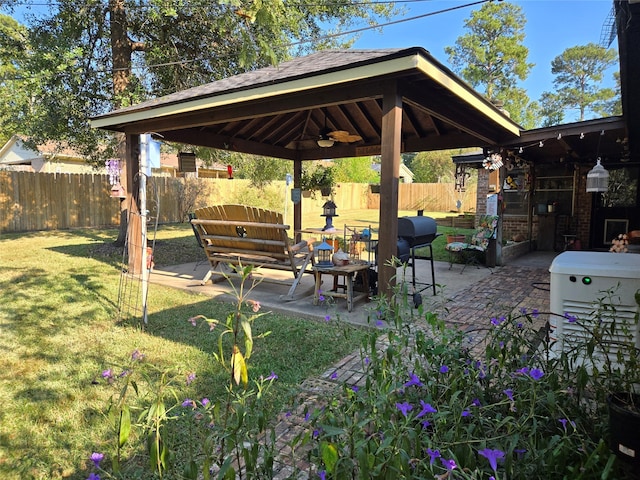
445,215,499,273
188,212,213,284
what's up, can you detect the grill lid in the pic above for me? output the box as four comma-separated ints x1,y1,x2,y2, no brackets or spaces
398,216,439,247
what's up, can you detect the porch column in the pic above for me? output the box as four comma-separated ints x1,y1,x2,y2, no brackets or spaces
293,157,302,243
125,134,142,274
377,81,402,298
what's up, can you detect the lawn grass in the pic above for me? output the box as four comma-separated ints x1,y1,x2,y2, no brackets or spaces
0,226,367,479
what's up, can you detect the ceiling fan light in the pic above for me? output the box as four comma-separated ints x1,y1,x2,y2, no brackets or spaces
317,136,335,148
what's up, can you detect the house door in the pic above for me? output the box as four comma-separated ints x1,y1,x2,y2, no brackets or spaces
589,166,640,249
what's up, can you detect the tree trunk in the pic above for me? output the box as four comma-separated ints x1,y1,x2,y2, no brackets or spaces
109,0,132,247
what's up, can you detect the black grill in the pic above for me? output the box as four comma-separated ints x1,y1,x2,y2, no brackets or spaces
398,216,439,248
397,215,440,297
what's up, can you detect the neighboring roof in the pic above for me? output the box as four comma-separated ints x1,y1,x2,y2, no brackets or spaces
92,47,521,161
0,136,86,164
371,162,414,181
159,152,228,171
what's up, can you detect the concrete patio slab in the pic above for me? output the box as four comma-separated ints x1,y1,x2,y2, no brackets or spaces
149,251,558,328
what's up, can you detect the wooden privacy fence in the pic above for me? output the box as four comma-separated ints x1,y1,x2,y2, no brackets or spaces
0,171,120,232
0,171,476,233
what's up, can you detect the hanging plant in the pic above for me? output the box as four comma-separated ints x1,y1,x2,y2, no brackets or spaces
300,165,335,198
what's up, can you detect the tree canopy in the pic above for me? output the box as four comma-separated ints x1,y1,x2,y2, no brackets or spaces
0,1,396,165
406,149,456,184
445,1,534,127
0,15,30,145
541,43,618,123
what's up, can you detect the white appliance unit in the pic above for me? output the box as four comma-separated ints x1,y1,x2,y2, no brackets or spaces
549,251,640,369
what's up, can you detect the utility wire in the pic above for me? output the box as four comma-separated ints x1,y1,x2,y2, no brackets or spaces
2,0,489,77
125,0,489,72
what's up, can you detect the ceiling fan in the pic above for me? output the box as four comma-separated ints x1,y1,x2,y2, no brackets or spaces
318,128,363,147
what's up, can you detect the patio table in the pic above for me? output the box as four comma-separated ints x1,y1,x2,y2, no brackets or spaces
312,263,370,312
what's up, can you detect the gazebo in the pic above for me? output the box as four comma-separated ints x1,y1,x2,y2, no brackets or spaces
92,46,521,296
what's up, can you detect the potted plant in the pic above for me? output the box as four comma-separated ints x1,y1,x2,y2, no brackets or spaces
446,229,466,243
554,289,640,469
608,391,640,466
300,165,335,198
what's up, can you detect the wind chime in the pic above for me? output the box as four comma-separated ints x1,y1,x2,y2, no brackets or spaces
454,163,471,192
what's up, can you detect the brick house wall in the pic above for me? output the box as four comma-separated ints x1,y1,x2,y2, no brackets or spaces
480,165,595,250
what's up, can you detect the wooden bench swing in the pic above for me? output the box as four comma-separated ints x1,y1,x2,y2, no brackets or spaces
190,205,315,300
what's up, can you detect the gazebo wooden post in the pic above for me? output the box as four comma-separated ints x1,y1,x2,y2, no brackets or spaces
293,157,302,243
377,81,403,298
125,133,142,274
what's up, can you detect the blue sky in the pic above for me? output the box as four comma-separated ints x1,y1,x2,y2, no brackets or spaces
352,0,618,109
6,0,617,120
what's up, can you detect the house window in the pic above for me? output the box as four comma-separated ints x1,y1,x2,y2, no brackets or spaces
601,167,638,208
604,219,629,244
502,167,529,216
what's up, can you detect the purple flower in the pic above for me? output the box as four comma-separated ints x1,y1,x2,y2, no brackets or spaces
351,385,359,393
90,452,104,468
421,420,431,429
439,365,449,374
472,398,481,407
426,448,441,465
88,474,101,480
514,448,527,459
440,458,457,470
530,368,544,381
396,402,413,417
182,398,195,408
532,309,539,318
461,409,472,417
490,316,502,326
520,307,527,315
304,412,311,422
416,400,437,418
131,349,144,361
318,470,326,480
186,372,196,385
265,371,278,381
559,418,568,429
503,389,514,401
101,369,113,379
324,314,331,322
319,294,325,302
516,367,530,376
376,319,384,328
201,398,210,406
564,312,577,323
330,371,338,380
403,372,424,388
478,448,505,471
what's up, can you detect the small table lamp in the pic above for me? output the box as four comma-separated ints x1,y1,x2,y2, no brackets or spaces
316,239,334,266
